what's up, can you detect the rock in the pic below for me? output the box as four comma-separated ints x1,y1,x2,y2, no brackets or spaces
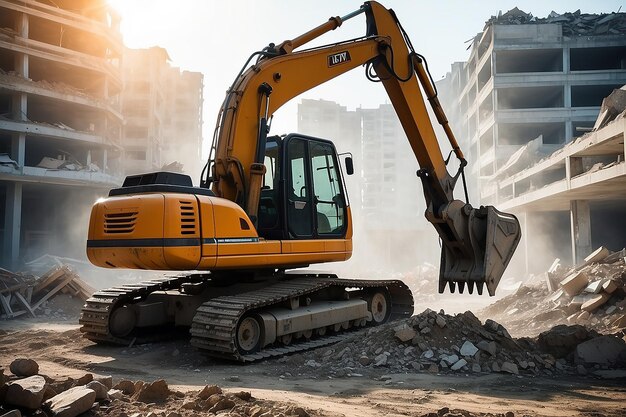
134,379,170,403
421,350,434,359
505,412,515,417
5,375,47,410
233,391,252,401
435,315,446,328
575,335,626,365
198,384,222,400
225,375,240,382
537,325,591,358
374,353,388,366
501,362,519,375
606,306,617,315
107,389,124,400
208,398,235,413
75,373,93,385
180,399,197,410
477,340,497,356
427,363,439,373
438,407,450,416
460,341,478,357
472,363,482,373
113,380,135,395
442,354,459,365
166,413,182,417
43,386,96,417
451,359,467,371
577,364,587,375
93,375,113,389
560,271,589,296
291,407,309,417
86,381,108,401
420,327,431,334
492,363,501,372
394,324,417,342
9,358,39,377
358,356,373,366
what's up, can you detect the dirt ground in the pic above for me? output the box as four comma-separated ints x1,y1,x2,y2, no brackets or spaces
1,318,625,417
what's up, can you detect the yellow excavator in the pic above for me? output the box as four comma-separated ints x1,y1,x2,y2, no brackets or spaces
80,1,520,361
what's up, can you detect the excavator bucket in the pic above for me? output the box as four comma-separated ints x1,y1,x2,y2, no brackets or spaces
437,204,521,296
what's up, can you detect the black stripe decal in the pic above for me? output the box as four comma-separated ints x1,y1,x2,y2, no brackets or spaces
87,237,258,248
87,238,200,248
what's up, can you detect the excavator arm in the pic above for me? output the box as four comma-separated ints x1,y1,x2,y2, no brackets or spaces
205,1,521,295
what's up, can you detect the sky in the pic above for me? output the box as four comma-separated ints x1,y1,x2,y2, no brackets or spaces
108,0,625,159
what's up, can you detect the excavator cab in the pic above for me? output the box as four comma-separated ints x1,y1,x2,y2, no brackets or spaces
257,134,350,242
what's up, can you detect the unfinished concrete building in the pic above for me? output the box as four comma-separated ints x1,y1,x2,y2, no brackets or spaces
0,0,123,268
438,8,626,204
437,8,626,272
121,47,204,180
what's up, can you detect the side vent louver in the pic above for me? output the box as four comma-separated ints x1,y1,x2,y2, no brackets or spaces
180,200,196,235
104,212,137,234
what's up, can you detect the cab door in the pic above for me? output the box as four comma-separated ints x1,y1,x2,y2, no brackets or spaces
285,135,347,239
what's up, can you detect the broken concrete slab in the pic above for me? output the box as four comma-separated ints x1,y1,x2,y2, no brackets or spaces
584,247,610,265
581,292,611,312
560,271,589,296
602,280,618,294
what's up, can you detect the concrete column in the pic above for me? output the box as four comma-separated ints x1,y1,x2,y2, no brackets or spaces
10,134,25,168
570,200,592,264
520,211,529,275
563,47,569,73
2,182,23,269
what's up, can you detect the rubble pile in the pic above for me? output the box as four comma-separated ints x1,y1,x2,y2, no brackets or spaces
0,359,313,417
485,8,626,37
0,265,94,320
284,309,625,379
479,247,626,337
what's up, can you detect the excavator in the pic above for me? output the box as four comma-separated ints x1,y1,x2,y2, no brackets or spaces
80,1,521,361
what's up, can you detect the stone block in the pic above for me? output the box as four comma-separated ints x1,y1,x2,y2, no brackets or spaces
560,271,588,296
5,375,46,410
43,386,96,417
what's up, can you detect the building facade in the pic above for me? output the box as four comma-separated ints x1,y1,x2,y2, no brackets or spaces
437,9,626,271
121,47,204,180
438,9,626,204
0,0,124,268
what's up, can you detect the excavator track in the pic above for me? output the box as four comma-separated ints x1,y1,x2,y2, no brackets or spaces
79,274,413,361
79,275,203,344
190,276,413,362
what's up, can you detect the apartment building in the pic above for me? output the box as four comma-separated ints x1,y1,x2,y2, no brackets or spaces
438,8,626,271
121,47,204,179
0,0,123,268
438,8,626,204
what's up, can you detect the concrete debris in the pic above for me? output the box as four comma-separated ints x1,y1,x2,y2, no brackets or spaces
485,8,626,38
0,264,93,320
0,360,309,417
574,336,626,365
480,246,625,337
9,358,39,377
43,386,96,417
460,341,479,357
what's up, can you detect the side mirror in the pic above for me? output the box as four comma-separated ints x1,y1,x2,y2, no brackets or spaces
345,156,354,176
